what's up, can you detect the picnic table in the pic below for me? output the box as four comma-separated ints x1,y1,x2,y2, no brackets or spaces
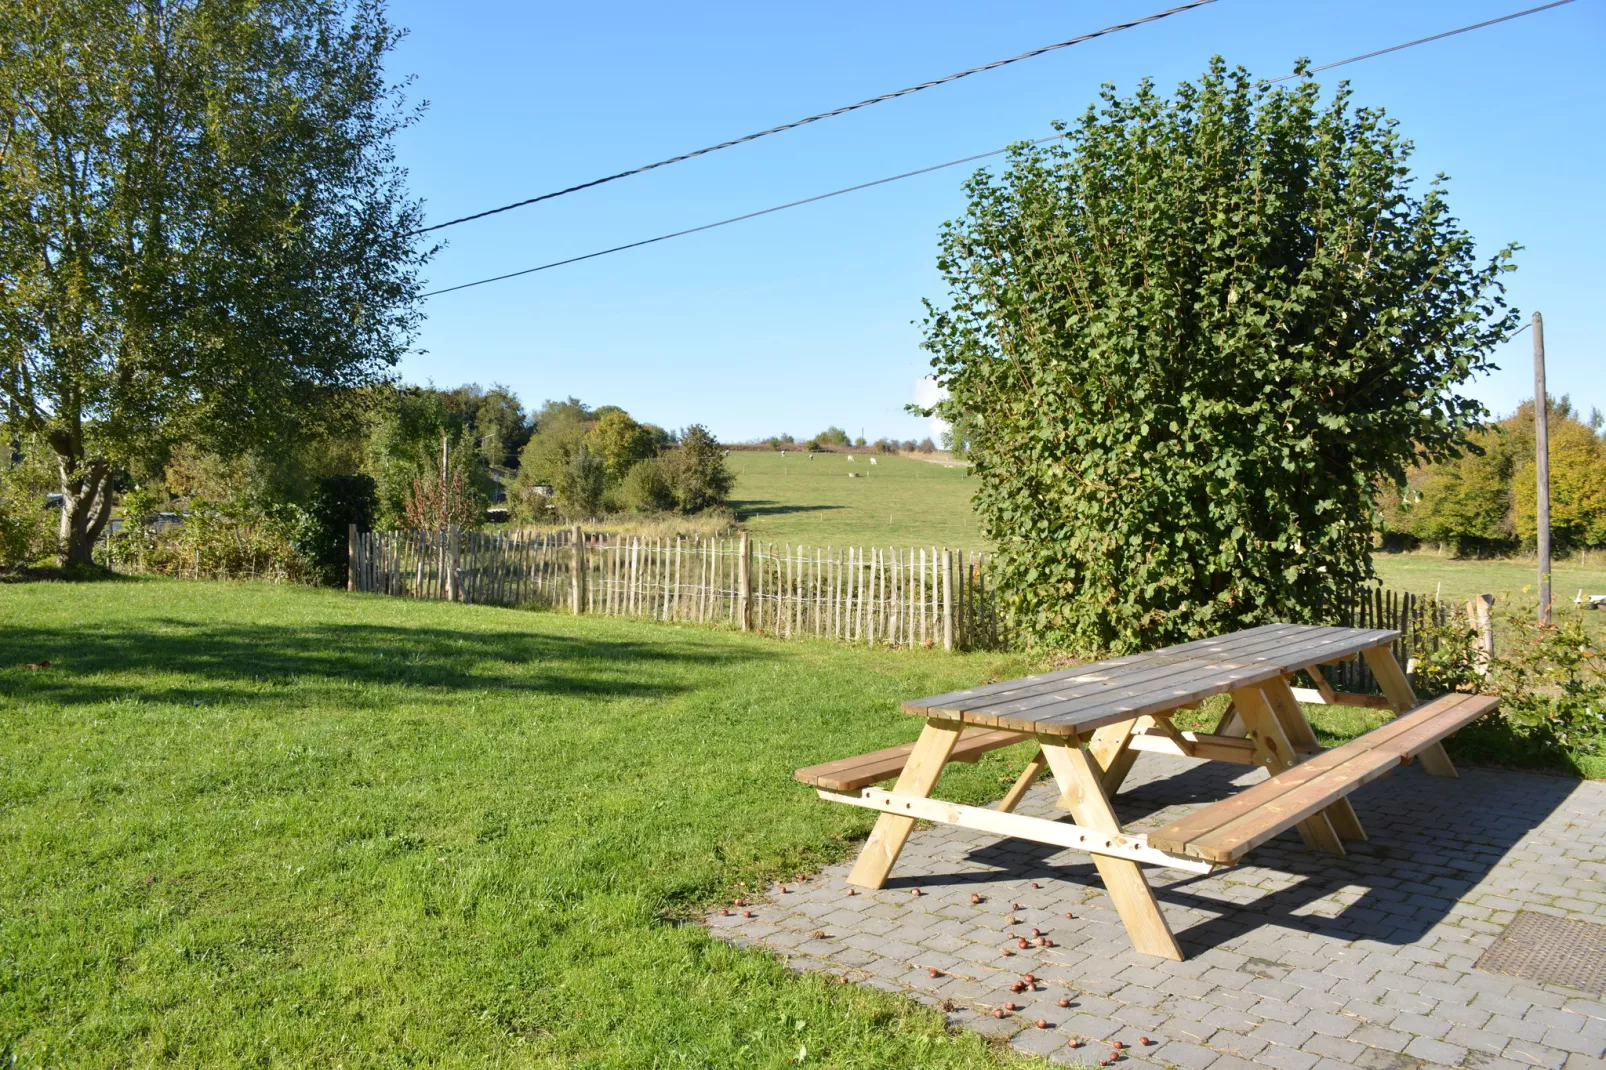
797,623,1498,960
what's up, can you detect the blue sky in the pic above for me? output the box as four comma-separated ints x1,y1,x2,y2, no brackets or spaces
388,0,1603,443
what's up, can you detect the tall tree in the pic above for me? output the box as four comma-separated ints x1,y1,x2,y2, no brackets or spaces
921,61,1518,651
0,0,429,565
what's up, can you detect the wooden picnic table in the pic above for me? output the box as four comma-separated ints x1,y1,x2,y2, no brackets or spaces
797,623,1498,960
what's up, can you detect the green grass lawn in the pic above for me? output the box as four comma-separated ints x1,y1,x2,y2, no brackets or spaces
0,578,1056,1069
1371,550,1606,607
729,452,985,550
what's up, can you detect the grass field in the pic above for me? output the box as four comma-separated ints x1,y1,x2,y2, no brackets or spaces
2,579,1595,1066
729,451,985,549
726,450,1606,611
0,578,1052,1069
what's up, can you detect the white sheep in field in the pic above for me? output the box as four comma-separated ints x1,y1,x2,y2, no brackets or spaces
847,455,855,462
869,457,877,466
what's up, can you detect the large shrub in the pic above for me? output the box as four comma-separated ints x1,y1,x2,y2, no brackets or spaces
662,425,733,514
922,61,1517,652
294,474,377,586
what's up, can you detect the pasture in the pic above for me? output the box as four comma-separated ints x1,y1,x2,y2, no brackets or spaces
728,451,984,549
725,449,1606,612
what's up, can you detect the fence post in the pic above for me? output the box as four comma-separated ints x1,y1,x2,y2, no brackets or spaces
738,531,752,631
942,548,954,652
448,526,461,601
1467,593,1495,674
571,524,585,614
347,524,358,591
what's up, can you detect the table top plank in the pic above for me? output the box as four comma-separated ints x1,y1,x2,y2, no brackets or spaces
902,624,1401,736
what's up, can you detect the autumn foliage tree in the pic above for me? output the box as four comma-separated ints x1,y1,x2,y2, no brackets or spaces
921,61,1518,651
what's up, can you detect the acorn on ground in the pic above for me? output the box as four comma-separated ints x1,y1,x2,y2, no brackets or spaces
1111,1040,1126,1050
992,1008,1006,1019
1057,997,1071,1008
741,910,754,918
1016,937,1030,949
911,888,922,897
1065,912,1076,919
1031,927,1042,937
1139,1036,1153,1046
1004,1002,1018,1012
1023,973,1036,984
1035,1019,1049,1029
1010,981,1026,994
1032,882,1042,889
846,888,856,896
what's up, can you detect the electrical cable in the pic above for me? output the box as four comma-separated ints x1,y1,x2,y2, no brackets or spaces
423,0,1578,298
1266,0,1574,82
411,0,1219,235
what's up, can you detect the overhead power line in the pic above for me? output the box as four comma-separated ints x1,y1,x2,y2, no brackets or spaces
423,0,1577,299
1266,0,1575,82
411,0,1219,236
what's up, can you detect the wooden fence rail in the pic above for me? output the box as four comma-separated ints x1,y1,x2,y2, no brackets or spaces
347,526,1487,676
348,525,1011,650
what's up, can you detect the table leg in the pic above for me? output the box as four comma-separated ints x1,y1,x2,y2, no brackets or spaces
1362,644,1458,777
846,720,963,888
1040,736,1183,961
1262,676,1368,842
1231,686,1346,856
1087,716,1144,795
997,749,1046,814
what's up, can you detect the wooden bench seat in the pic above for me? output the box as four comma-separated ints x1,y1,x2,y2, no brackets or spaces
1148,692,1500,864
795,728,1031,792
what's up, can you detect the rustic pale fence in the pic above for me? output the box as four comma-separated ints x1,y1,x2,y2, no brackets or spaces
347,525,1009,650
346,525,1492,675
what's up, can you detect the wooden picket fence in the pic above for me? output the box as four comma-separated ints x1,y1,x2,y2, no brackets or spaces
347,526,1487,678
347,526,1010,650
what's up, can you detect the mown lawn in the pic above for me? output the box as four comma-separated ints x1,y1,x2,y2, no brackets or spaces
0,578,1057,1069
728,452,985,550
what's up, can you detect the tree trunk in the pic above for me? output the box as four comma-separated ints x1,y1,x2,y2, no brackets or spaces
56,455,113,568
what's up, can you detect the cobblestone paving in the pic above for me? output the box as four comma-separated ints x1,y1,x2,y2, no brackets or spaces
706,756,1606,1069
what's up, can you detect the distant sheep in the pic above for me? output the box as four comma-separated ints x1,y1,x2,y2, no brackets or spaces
847,472,860,479
869,457,877,466
847,455,855,462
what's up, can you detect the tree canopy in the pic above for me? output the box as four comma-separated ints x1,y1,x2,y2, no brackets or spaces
921,61,1519,652
0,0,429,564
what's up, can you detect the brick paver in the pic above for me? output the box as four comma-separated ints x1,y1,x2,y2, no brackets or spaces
707,755,1606,1067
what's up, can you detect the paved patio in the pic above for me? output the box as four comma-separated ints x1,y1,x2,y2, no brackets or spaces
706,755,1606,1069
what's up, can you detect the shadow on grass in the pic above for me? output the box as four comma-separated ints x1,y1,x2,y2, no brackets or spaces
727,499,846,521
0,614,776,709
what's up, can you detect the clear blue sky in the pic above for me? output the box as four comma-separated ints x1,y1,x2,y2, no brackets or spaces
387,0,1604,443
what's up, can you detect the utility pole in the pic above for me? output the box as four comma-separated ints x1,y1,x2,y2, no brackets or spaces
1533,311,1551,625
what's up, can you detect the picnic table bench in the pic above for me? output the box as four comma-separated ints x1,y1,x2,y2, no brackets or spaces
796,623,1498,960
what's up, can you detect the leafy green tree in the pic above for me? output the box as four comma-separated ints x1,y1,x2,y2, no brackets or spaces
661,425,733,513
613,458,676,513
0,0,428,566
1514,406,1606,549
473,385,531,468
553,447,604,519
921,61,1518,651
1394,427,1516,555
586,410,657,482
815,427,851,447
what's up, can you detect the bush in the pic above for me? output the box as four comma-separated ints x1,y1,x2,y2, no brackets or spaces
293,474,377,586
613,458,676,513
1408,605,1606,769
917,438,936,453
922,62,1516,652
814,427,851,447
554,447,605,519
662,425,733,513
105,498,313,582
0,490,51,568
